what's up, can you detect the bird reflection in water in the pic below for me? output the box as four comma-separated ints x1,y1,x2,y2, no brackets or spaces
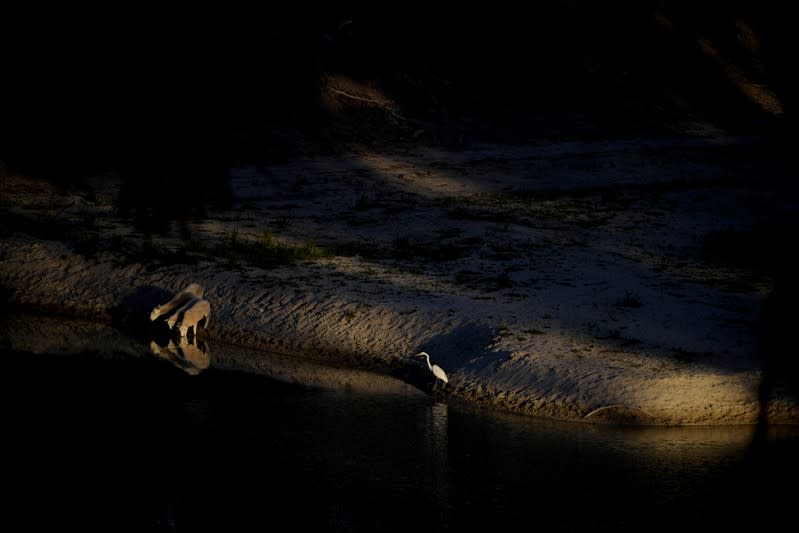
149,336,210,375
424,401,450,521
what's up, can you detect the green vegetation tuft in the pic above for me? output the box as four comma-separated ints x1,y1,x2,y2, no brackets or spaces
218,229,330,269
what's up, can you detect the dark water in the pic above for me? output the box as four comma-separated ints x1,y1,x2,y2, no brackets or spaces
2,348,798,533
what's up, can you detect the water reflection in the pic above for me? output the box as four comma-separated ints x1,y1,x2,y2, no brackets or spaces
424,401,449,520
2,314,799,531
149,337,210,375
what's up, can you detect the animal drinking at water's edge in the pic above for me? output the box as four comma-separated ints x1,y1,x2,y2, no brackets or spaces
150,282,204,321
149,282,211,338
166,297,211,338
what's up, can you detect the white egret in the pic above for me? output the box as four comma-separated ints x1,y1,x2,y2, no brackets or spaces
416,351,449,384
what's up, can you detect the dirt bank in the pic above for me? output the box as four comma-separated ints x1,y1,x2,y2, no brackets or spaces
2,133,798,425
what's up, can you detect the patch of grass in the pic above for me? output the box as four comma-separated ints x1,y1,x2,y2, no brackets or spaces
217,229,330,269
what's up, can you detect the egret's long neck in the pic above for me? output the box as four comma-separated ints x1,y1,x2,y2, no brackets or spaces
424,354,433,371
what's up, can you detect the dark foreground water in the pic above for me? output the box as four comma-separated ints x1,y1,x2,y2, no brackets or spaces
2,347,798,532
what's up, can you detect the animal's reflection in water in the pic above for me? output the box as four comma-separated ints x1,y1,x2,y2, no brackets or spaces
149,336,210,375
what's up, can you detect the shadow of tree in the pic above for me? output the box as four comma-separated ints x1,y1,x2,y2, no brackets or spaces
754,234,799,443
110,285,175,343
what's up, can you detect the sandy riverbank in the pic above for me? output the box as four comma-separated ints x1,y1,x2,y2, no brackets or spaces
2,136,798,425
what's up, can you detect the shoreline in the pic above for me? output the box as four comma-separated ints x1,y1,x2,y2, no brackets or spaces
2,137,798,426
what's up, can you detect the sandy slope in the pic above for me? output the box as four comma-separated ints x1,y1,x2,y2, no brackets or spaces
2,135,798,425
